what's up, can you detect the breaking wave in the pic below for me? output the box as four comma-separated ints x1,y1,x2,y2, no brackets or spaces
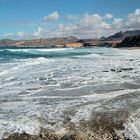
0,47,140,139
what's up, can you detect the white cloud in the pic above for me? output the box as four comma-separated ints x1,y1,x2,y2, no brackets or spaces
3,32,27,39
124,8,140,29
2,9,140,39
58,10,140,38
79,14,102,26
4,33,15,38
17,32,26,37
112,18,123,29
33,27,44,37
44,11,60,21
3,27,47,39
54,13,112,38
105,13,113,19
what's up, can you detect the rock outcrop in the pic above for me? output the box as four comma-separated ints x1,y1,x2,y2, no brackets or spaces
115,35,140,48
77,39,120,47
104,30,140,41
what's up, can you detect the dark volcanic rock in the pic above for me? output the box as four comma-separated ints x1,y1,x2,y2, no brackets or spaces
116,35,140,48
111,68,133,72
104,30,140,41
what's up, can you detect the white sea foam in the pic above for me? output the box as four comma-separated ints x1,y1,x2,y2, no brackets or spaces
0,48,140,139
0,118,40,139
75,53,101,58
6,48,74,53
0,57,49,76
124,108,140,140
33,48,74,52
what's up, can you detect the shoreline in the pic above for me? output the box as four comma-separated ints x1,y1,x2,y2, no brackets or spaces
0,45,140,50
117,46,140,50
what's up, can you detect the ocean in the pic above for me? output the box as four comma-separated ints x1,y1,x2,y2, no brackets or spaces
0,47,140,139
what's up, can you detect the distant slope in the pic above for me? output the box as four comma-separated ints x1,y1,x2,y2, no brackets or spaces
115,35,140,48
0,30,140,47
0,36,78,47
104,30,140,41
0,39,16,46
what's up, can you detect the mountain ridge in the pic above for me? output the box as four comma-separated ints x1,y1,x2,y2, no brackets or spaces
104,30,140,41
115,35,140,48
0,30,140,47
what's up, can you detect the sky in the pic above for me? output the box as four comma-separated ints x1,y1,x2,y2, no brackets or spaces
0,0,140,39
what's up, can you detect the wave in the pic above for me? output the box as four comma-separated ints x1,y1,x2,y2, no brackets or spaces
0,48,92,59
124,108,140,140
0,57,49,77
6,48,74,52
0,118,40,139
74,53,101,59
1,47,140,139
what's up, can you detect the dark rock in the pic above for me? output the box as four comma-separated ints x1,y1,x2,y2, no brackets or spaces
111,69,116,72
104,30,140,41
116,35,140,48
129,59,135,61
62,134,75,140
121,68,133,71
111,68,133,72
103,70,109,72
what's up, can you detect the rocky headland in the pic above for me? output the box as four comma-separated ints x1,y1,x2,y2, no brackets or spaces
115,35,140,48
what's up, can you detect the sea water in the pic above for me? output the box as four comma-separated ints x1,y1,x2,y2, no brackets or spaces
0,47,140,139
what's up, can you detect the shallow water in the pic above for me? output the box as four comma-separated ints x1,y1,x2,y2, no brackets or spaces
0,47,140,139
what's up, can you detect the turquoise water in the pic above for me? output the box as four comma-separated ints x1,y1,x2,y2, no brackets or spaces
0,47,109,61
0,47,140,139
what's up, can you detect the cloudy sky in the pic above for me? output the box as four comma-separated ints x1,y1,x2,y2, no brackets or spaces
0,0,140,39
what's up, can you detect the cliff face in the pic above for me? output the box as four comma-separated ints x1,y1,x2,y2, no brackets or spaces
116,35,140,48
104,30,140,41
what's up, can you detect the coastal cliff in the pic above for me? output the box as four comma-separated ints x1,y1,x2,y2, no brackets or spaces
104,30,140,41
115,35,140,48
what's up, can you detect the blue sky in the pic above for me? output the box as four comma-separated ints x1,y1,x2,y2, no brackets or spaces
0,0,140,39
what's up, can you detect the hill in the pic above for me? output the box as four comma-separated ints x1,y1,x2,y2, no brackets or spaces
115,35,140,48
0,36,78,47
104,30,140,41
